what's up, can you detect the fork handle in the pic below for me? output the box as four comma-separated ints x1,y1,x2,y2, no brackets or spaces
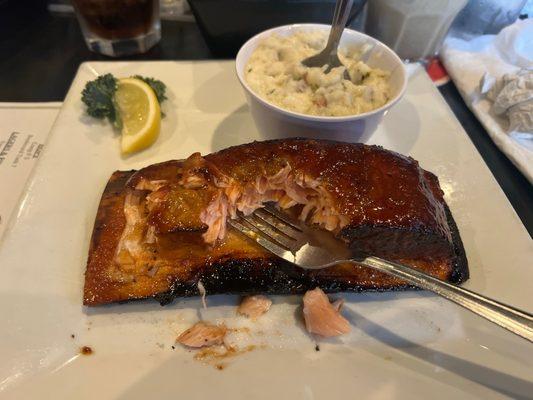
325,0,355,54
355,256,533,343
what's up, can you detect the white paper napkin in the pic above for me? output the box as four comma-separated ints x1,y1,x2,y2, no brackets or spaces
0,103,61,241
441,19,533,183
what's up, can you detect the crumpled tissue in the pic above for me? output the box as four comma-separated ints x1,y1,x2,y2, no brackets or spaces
441,19,533,182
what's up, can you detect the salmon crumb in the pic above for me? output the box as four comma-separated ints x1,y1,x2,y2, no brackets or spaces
303,288,350,337
177,322,227,348
237,295,272,319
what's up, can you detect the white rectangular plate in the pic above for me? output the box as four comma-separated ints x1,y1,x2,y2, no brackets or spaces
0,62,532,400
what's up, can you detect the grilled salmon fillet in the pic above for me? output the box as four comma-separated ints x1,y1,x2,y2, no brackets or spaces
84,139,468,306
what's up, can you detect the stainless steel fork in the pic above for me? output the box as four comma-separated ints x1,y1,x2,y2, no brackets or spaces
228,204,533,343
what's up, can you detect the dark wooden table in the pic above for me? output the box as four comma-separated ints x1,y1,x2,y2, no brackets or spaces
1,9,531,236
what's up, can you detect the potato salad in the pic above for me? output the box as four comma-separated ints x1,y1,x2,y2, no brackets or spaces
245,31,391,117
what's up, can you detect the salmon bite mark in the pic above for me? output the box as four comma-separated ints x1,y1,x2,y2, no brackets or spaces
196,161,349,245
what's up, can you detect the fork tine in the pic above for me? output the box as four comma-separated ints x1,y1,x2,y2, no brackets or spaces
233,215,291,250
253,209,299,239
228,219,294,261
240,214,297,251
262,204,303,232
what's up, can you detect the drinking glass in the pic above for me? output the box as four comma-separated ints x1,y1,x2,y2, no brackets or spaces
365,0,468,61
72,0,161,57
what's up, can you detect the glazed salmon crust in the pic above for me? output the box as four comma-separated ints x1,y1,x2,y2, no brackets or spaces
83,139,468,306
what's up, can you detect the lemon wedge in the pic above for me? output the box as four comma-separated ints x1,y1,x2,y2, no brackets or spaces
115,77,161,155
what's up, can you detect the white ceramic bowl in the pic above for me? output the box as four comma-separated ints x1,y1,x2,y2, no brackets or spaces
235,24,407,142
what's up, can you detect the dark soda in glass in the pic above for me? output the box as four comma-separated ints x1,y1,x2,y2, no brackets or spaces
72,0,160,56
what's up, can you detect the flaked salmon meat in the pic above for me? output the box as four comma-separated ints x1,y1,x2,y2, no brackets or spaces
303,288,350,337
177,322,227,348
237,295,272,319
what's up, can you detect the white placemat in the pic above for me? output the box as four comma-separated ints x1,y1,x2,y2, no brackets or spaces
441,19,533,183
0,102,61,241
